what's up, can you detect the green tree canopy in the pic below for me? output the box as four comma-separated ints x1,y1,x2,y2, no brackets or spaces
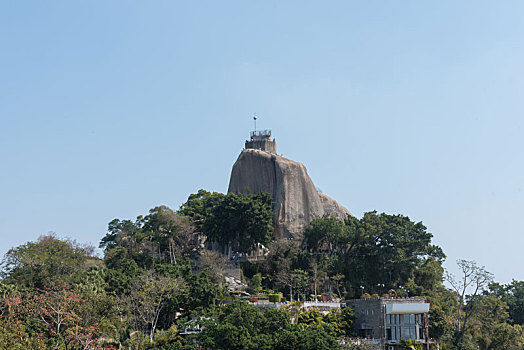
180,190,274,253
1,234,95,289
199,301,340,350
100,206,198,269
489,280,524,325
303,212,445,297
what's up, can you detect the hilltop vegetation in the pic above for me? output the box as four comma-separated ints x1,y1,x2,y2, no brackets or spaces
1,189,523,349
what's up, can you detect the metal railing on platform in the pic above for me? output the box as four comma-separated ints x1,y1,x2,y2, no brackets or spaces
250,130,271,137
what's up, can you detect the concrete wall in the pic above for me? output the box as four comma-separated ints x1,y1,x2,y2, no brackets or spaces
245,139,277,154
346,299,384,341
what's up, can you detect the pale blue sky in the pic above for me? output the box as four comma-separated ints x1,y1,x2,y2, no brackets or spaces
1,1,523,283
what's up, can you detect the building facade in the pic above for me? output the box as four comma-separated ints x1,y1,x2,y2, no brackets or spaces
245,130,277,154
346,297,430,350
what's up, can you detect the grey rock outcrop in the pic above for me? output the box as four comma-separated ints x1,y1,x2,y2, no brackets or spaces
227,148,351,241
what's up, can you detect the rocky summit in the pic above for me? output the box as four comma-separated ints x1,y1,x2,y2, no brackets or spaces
228,136,351,242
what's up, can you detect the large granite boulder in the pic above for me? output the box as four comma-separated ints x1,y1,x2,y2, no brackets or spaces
227,149,351,241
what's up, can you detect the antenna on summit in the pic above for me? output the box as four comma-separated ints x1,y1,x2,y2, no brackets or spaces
245,114,276,154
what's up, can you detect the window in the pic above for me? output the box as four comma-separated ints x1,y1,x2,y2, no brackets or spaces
358,329,373,339
392,326,398,340
399,314,416,324
387,314,394,324
401,326,417,339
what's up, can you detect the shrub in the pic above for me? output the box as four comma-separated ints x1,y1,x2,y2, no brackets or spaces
268,293,282,302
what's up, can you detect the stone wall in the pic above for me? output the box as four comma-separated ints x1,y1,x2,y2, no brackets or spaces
346,298,384,341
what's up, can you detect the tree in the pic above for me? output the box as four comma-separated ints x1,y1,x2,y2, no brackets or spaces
298,308,325,327
99,219,140,251
122,272,186,344
426,296,454,345
200,301,265,350
322,307,354,337
356,212,445,294
488,323,524,350
249,273,263,293
178,189,223,227
0,293,46,349
182,268,221,312
28,287,83,348
273,324,340,350
310,259,327,300
445,259,494,342
198,249,229,284
309,212,445,298
505,280,524,325
199,301,340,350
181,190,274,254
264,240,310,298
5,286,106,349
275,259,294,302
331,273,345,299
101,206,200,270
400,338,423,350
293,269,309,301
469,294,509,350
413,257,444,292
263,308,292,333
489,280,524,325
1,234,94,289
304,217,347,254
139,206,198,265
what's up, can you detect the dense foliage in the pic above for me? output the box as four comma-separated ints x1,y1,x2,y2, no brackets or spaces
198,301,349,350
1,189,523,349
180,190,274,253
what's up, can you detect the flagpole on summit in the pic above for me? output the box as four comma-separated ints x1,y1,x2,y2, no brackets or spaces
253,113,257,133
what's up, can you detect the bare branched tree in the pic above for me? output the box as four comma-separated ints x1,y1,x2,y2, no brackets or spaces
310,259,327,300
122,272,187,344
275,260,294,302
445,259,493,341
198,250,229,284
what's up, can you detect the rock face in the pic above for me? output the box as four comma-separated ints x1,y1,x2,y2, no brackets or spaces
228,148,351,241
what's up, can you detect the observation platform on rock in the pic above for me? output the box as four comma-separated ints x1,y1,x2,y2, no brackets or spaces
245,130,276,154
